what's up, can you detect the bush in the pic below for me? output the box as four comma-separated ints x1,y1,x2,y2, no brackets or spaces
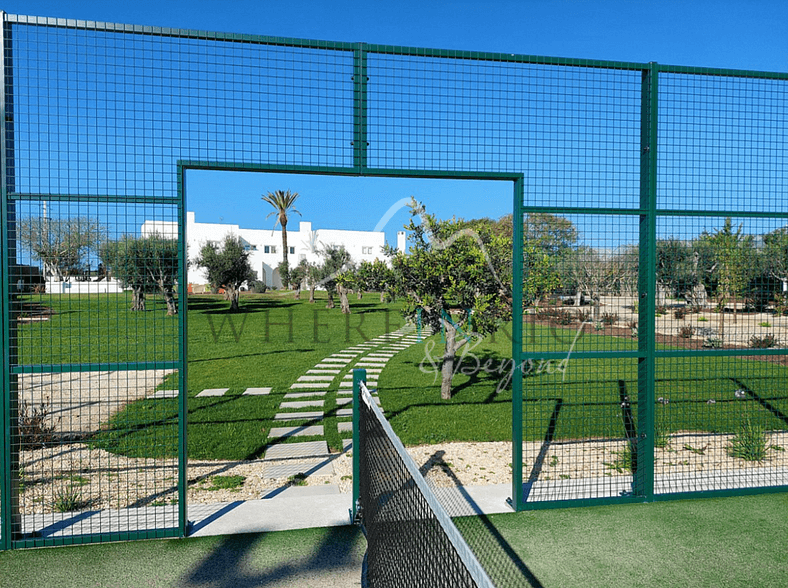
576,309,591,323
678,326,695,338
750,334,778,349
248,280,267,294
552,309,575,325
703,337,723,349
601,312,618,325
655,305,668,316
18,399,58,449
673,307,687,320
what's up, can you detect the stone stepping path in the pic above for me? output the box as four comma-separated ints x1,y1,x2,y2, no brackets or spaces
196,388,229,397
148,389,178,399
264,440,329,460
263,324,433,453
284,391,326,399
243,387,271,395
269,425,324,438
280,400,324,409
273,411,324,421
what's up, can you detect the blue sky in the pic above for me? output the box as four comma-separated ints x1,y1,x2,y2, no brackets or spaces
6,0,788,248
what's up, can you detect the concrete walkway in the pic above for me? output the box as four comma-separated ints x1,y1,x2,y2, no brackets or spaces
188,483,514,537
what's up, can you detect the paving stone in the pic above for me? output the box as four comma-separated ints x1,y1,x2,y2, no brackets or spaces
336,408,353,417
264,440,329,460
355,362,388,368
196,388,229,397
284,391,327,399
268,425,324,438
264,460,335,479
338,422,353,433
342,439,353,451
314,363,343,369
339,381,353,388
273,411,324,421
148,390,178,399
320,358,350,364
280,400,324,409
242,387,272,395
306,369,341,374
290,382,329,389
331,352,358,357
297,375,335,382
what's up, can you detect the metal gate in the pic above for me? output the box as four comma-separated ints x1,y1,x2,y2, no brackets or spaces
2,12,787,549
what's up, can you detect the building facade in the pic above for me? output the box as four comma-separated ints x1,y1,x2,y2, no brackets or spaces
142,212,405,289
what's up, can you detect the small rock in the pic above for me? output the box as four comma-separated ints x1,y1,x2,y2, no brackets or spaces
657,397,669,405
734,389,747,399
706,399,716,405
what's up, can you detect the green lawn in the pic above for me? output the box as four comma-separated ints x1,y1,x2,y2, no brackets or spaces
16,292,788,460
0,494,785,587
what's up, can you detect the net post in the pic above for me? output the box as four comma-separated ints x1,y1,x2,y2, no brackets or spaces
510,175,525,511
351,368,366,522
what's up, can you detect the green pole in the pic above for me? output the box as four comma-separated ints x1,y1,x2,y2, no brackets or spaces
636,63,659,501
353,44,368,174
352,368,366,521
177,166,188,536
510,176,525,511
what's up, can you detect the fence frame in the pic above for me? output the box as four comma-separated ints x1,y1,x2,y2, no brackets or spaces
3,12,788,549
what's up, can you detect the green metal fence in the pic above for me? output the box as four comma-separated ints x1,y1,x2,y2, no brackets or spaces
2,13,787,549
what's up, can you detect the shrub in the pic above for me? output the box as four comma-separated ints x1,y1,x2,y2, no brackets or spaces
750,334,778,349
247,280,267,293
703,337,723,349
601,312,618,326
678,326,695,339
53,485,85,513
552,309,575,325
697,316,708,322
759,321,772,328
18,399,58,449
673,307,687,320
576,309,591,323
655,305,668,316
728,417,770,462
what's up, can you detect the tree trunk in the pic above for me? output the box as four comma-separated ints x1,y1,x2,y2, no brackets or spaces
294,286,301,300
440,321,465,400
309,286,316,303
326,290,335,309
281,219,289,267
228,288,240,312
163,289,178,315
339,285,351,314
380,290,386,303
357,289,363,300
131,287,146,311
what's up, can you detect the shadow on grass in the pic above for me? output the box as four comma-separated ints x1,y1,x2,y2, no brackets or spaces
178,526,362,588
420,450,545,588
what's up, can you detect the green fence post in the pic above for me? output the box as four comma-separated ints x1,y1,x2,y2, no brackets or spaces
510,176,525,511
177,167,188,537
636,62,659,501
353,44,368,174
352,368,366,521
0,11,18,550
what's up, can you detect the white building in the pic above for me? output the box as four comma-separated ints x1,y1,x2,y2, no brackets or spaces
142,212,407,289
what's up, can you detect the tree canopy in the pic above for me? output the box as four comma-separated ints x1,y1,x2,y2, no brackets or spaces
194,234,256,312
390,198,512,399
18,216,106,281
102,233,179,314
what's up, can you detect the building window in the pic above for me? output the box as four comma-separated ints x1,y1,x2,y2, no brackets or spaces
264,245,277,254
289,246,295,254
362,246,373,255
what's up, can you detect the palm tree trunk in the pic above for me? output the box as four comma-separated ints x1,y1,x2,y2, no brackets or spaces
281,219,288,266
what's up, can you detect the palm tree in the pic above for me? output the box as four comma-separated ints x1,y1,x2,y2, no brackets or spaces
261,189,301,270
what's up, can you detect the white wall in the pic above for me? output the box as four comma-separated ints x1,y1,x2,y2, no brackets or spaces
143,213,389,289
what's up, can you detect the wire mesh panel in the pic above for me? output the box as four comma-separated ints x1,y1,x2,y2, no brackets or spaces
6,199,181,545
358,382,495,588
10,16,355,198
369,54,643,209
